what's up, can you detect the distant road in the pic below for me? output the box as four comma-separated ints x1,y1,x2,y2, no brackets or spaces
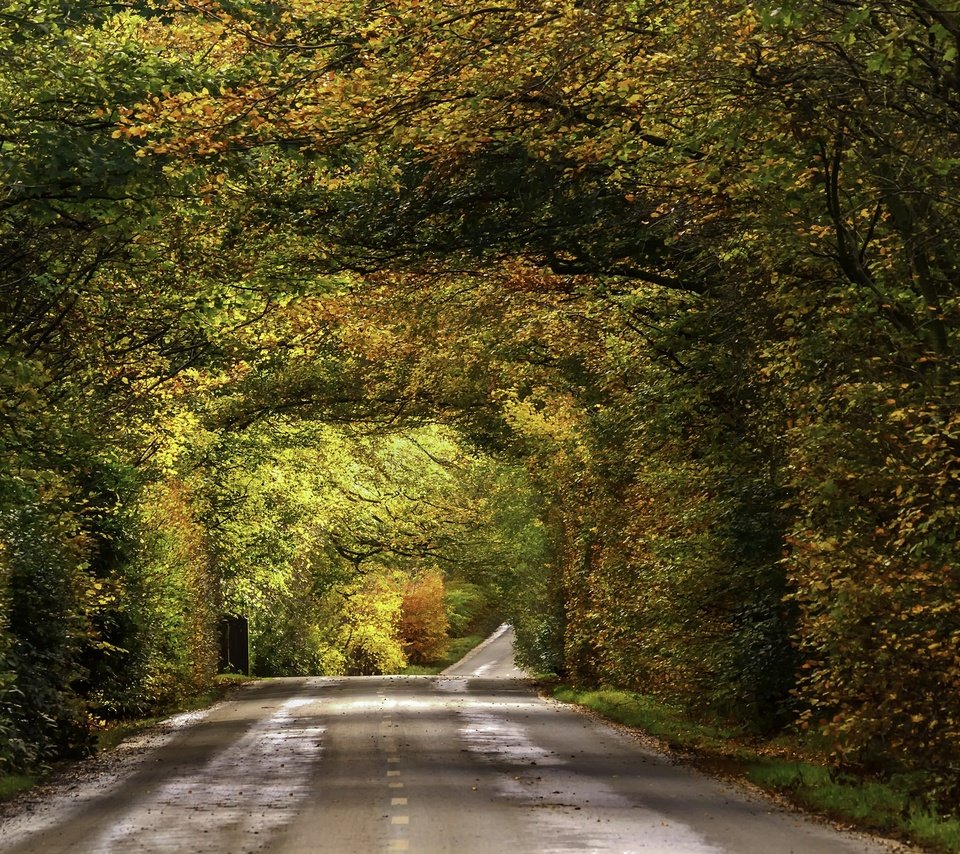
440,623,526,678
0,627,900,853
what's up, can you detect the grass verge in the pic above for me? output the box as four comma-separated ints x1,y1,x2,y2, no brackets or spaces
0,774,37,800
554,686,960,853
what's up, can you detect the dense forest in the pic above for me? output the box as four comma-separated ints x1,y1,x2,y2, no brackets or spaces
1,0,958,814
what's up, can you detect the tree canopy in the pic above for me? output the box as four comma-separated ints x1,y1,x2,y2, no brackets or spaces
1,0,958,809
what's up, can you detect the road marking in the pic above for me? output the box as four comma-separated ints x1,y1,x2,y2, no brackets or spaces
387,756,400,763
391,816,409,825
388,841,409,852
387,770,401,777
391,797,408,806
389,782,404,789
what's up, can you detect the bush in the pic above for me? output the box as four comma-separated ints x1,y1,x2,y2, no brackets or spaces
399,569,449,664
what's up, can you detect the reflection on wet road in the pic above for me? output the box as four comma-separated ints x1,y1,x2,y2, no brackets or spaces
0,628,896,854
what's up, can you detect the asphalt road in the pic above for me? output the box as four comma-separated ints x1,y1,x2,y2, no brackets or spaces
0,626,899,854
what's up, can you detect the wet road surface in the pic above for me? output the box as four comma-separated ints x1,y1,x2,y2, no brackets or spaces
0,627,900,853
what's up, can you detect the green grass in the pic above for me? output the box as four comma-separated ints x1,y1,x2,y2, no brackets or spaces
746,760,902,821
401,633,487,675
746,761,960,852
553,687,748,753
909,812,960,853
0,773,37,801
555,686,960,853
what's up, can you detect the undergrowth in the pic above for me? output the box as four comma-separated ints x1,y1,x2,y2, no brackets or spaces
0,674,251,802
0,774,36,800
401,633,487,675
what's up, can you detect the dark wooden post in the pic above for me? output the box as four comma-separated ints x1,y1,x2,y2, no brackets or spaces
218,616,250,675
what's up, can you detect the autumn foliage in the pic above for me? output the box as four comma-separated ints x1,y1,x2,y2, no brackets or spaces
399,570,449,665
2,0,959,812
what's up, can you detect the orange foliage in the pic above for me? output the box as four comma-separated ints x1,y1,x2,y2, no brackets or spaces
398,569,449,665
